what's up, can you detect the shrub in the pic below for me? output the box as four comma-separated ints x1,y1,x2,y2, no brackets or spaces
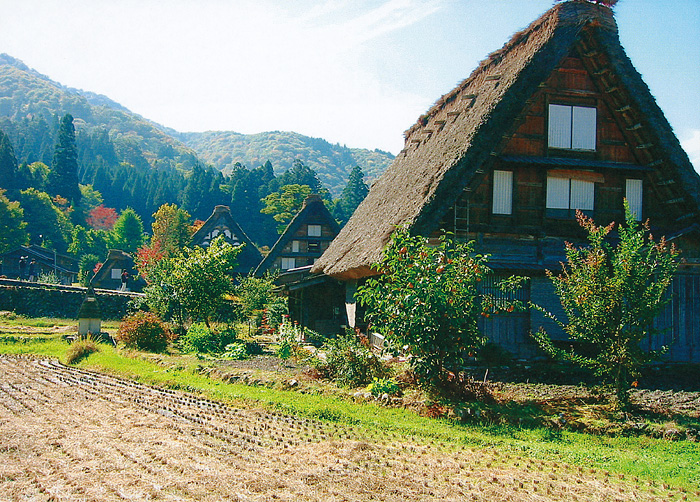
314,330,390,387
65,337,100,364
366,377,401,397
218,325,239,348
115,311,172,352
223,342,249,360
356,226,525,392
180,323,221,354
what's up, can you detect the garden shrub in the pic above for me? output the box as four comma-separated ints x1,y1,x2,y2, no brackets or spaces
180,323,221,354
366,377,401,397
223,342,249,360
314,330,390,387
115,311,172,352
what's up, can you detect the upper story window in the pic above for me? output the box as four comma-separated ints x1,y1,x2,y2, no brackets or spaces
291,240,300,253
281,257,296,270
546,174,594,218
548,104,597,151
308,224,322,237
492,170,513,215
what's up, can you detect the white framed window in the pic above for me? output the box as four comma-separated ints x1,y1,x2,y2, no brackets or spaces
492,170,513,215
291,240,300,253
308,224,322,237
281,257,296,270
546,176,594,216
111,268,122,280
626,179,643,221
548,104,597,150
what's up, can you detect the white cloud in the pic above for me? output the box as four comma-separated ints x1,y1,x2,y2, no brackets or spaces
681,130,700,175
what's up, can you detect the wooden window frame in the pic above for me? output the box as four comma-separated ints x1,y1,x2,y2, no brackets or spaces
548,104,597,151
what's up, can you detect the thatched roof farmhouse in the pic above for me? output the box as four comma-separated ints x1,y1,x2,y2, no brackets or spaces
312,0,700,360
191,205,263,275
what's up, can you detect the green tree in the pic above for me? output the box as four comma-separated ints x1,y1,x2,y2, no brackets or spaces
150,203,193,257
78,184,104,214
78,253,101,286
68,225,108,259
334,165,369,225
261,184,312,233
356,227,518,392
532,203,679,409
146,236,242,328
0,189,27,253
18,188,72,252
0,129,18,191
48,114,81,205
110,207,144,253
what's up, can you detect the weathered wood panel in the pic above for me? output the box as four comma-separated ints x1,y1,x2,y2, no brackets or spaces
651,274,700,362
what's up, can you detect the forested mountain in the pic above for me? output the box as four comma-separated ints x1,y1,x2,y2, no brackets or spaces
0,54,392,197
0,53,381,262
0,54,199,172
178,131,393,195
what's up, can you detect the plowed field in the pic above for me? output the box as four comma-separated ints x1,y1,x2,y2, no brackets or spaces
0,355,684,501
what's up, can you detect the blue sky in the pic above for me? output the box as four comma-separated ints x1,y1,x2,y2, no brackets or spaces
1,0,698,168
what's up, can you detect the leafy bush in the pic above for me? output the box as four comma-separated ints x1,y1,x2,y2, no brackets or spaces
218,325,239,348
180,323,220,354
532,204,679,409
65,337,100,364
366,377,401,397
223,342,249,360
37,270,61,284
356,226,525,392
115,311,172,352
314,330,390,387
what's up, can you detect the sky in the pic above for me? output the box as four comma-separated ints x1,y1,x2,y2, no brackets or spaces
1,0,698,169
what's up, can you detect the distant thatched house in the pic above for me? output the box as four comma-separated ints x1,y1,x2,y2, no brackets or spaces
190,205,264,275
313,1,700,361
255,195,344,335
91,249,143,292
255,195,340,276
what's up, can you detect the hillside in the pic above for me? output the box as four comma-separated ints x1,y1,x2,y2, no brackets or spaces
0,53,198,172
178,130,393,195
0,54,393,196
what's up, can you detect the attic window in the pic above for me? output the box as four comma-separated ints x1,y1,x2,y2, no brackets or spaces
308,225,322,237
548,104,596,151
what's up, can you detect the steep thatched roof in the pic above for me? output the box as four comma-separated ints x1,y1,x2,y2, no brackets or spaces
312,0,700,280
190,205,263,274
254,194,340,276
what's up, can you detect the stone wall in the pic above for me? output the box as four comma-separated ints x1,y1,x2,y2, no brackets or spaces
0,280,141,320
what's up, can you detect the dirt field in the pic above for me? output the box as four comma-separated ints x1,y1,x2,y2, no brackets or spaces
0,355,686,501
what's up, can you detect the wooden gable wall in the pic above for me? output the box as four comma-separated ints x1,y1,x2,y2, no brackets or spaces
438,48,687,249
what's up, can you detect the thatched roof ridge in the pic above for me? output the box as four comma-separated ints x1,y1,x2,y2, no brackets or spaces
254,195,339,276
312,0,699,280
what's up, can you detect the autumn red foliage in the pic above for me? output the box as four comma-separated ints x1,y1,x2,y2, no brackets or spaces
87,205,119,231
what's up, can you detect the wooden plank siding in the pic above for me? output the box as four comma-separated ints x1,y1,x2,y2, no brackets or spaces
432,53,700,362
651,274,700,363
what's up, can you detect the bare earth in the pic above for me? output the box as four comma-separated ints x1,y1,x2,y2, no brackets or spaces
0,355,685,501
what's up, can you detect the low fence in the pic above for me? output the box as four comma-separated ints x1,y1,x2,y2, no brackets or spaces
0,279,143,320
